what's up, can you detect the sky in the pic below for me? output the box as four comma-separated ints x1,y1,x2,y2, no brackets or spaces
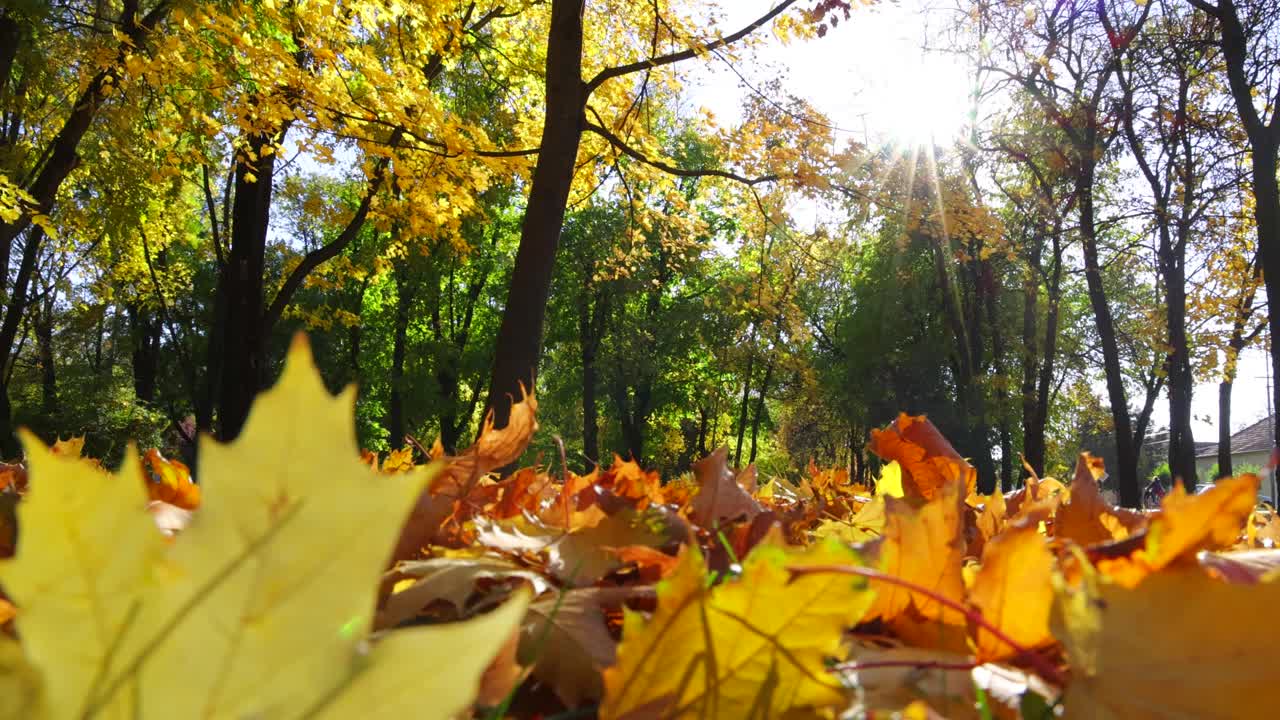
680,0,1275,441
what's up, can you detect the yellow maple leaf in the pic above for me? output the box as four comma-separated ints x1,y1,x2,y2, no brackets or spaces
865,482,967,627
1053,564,1280,719
0,335,526,719
600,536,875,719
968,523,1055,661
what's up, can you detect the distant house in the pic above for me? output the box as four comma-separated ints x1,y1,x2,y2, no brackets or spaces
1194,414,1276,480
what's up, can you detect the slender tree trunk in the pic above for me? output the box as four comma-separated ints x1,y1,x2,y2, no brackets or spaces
388,267,412,451
748,361,774,464
36,295,56,415
1020,240,1042,478
1030,238,1062,476
1079,168,1140,506
734,351,755,467
1218,373,1234,479
484,0,586,428
578,285,604,465
1164,246,1197,489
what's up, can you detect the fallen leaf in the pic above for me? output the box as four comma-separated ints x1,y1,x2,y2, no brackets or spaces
1055,453,1142,546
378,555,549,627
547,507,668,586
521,586,652,707
689,447,762,528
141,448,201,510
968,523,1055,661
1053,564,1280,719
600,537,875,719
433,383,538,494
0,335,525,719
865,482,967,626
869,414,977,501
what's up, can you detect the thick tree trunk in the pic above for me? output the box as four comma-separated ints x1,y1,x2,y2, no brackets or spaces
129,306,161,403
0,226,43,456
484,0,586,429
1079,172,1139,506
213,132,276,441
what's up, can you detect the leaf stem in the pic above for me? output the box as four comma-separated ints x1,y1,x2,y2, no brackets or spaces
787,564,1065,687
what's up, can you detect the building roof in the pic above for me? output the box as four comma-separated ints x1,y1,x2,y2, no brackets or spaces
1195,414,1276,458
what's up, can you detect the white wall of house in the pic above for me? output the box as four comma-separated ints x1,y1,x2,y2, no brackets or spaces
1194,450,1272,487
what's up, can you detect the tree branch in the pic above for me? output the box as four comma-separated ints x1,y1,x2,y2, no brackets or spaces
584,0,799,94
262,127,404,333
584,119,777,185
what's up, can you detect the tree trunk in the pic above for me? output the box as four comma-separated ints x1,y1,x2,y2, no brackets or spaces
734,351,755,467
1020,240,1042,478
36,295,56,415
1030,236,1063,476
748,361,774,464
213,132,276,441
1079,170,1139,507
0,226,43,456
484,0,586,429
1164,248,1197,489
388,266,412,451
129,306,162,403
578,284,606,465
1218,373,1234,479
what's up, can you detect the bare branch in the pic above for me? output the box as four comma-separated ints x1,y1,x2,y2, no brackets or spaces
584,119,777,186
584,0,799,94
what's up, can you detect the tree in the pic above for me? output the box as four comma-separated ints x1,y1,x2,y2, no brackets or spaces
1189,0,1280,468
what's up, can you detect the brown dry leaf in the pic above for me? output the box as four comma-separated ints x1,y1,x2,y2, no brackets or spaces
869,413,977,501
377,556,549,628
432,385,538,494
547,508,668,586
521,587,652,707
968,523,1055,661
596,456,664,507
1054,564,1280,719
689,447,762,528
491,467,554,519
388,482,457,563
864,482,966,626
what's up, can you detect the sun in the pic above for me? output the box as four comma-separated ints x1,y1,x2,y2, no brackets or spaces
866,51,974,149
